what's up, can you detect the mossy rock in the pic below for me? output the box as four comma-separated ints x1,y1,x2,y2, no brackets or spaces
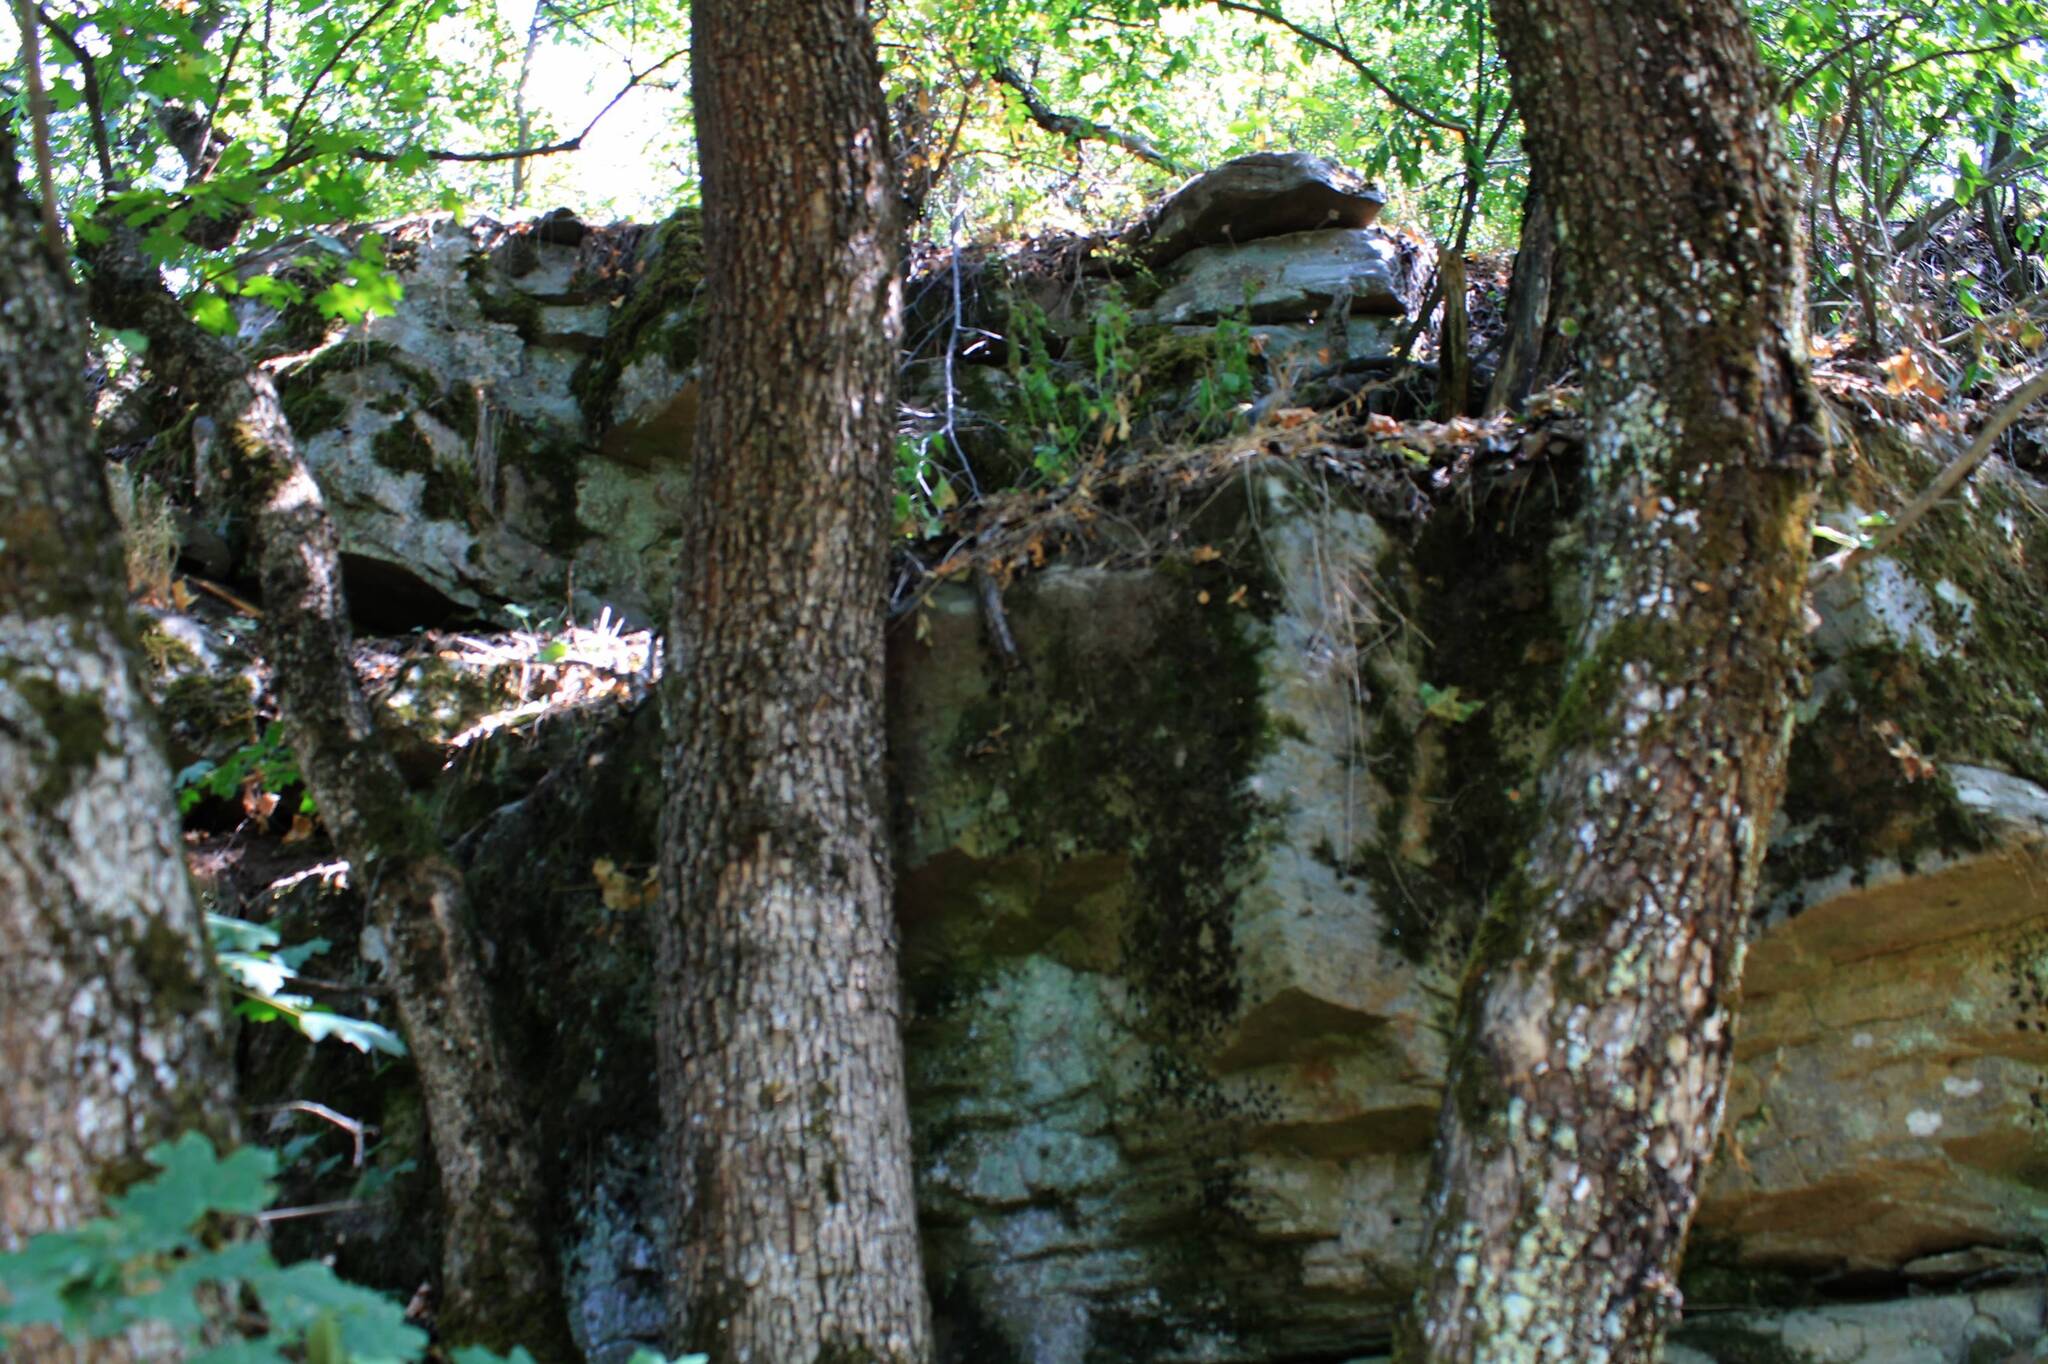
572,206,707,429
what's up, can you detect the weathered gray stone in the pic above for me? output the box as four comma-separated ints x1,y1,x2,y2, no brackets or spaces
1668,1283,2047,1363
1147,229,1407,327
1138,152,1388,267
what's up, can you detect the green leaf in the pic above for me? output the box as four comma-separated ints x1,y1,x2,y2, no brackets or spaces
246,1260,427,1364
114,1134,279,1237
1811,524,1860,548
191,292,236,336
1418,682,1484,724
453,1348,540,1364
294,1009,407,1057
189,1340,295,1364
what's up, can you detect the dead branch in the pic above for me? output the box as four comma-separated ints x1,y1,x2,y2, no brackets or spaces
991,63,1182,173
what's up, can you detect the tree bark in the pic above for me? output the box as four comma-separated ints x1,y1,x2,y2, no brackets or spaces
654,1,932,1359
1483,169,1560,416
79,235,571,1359
1401,1,1824,1360
0,132,235,1361
1437,248,1471,419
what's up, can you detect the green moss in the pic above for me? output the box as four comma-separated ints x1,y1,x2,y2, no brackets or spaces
158,672,257,766
372,417,474,525
474,282,546,345
279,381,347,440
1359,464,1573,965
1125,323,1223,392
494,421,585,552
572,206,707,427
946,563,1271,1041
1771,423,2048,901
1862,425,2048,784
1773,662,1993,896
135,913,211,1014
137,621,202,673
11,672,113,809
276,340,416,439
427,381,482,444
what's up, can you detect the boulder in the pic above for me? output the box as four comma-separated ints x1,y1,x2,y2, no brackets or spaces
1146,228,1408,327
1136,152,1388,267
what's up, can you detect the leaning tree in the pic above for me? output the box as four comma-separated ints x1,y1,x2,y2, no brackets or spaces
1401,0,1825,1358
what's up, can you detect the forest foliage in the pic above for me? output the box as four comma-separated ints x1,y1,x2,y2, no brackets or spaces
7,0,2045,301
10,0,2042,521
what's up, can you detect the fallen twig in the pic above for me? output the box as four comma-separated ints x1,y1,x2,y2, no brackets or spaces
1813,364,2048,583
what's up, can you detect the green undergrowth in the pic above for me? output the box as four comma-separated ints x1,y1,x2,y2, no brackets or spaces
0,1130,702,1364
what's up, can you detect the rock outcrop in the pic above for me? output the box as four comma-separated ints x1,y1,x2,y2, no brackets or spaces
141,160,2048,1362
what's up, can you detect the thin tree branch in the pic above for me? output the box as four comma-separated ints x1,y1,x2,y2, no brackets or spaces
1893,130,2048,256
259,48,682,178
1813,366,2048,583
1884,36,2038,84
12,0,63,255
1208,0,1471,136
1773,14,1905,106
32,2,114,190
279,0,407,153
989,63,1182,172
191,18,251,183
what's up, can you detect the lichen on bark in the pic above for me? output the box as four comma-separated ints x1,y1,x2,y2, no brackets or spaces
1402,1,1825,1359
0,124,236,1364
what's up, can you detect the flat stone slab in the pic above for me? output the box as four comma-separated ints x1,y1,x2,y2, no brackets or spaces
1137,151,1387,266
1147,228,1407,326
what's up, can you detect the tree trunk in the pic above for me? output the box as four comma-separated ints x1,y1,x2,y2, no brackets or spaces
1401,1,1824,1360
1483,169,1560,416
80,234,572,1360
1437,248,1471,419
0,133,234,1361
654,1,931,1359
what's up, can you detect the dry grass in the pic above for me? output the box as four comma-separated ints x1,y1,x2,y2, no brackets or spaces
104,462,179,601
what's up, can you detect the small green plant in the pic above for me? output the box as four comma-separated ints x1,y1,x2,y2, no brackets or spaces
208,914,405,1057
1419,682,1484,725
894,432,957,539
1008,289,1140,481
0,1134,699,1364
176,722,311,816
1191,314,1256,436
1811,509,1894,553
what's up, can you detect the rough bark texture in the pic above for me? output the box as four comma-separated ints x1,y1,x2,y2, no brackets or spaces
80,236,571,1358
1483,170,1560,416
654,1,931,1359
0,136,234,1360
1402,2,1824,1360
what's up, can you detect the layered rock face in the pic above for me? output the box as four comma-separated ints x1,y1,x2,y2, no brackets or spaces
882,481,2048,1362
162,158,2048,1362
